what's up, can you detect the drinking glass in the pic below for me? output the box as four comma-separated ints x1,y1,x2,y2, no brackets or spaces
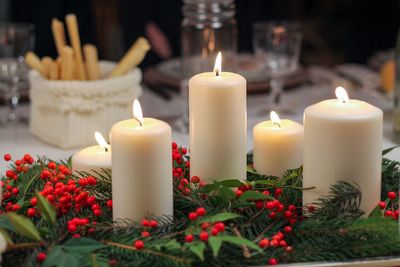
253,21,302,114
0,23,35,125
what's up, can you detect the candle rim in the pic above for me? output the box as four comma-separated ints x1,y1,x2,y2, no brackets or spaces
189,72,246,87
305,99,383,120
111,117,171,135
255,119,303,133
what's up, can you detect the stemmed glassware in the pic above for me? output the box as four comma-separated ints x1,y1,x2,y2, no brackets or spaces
0,23,34,125
253,21,302,114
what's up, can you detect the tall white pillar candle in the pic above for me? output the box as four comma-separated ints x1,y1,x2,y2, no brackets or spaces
111,100,173,221
72,132,111,175
253,111,303,177
303,87,383,213
189,52,247,182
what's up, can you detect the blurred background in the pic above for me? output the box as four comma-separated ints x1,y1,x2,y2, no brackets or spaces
2,0,399,67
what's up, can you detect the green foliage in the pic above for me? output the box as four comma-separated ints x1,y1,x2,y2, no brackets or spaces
1,150,400,267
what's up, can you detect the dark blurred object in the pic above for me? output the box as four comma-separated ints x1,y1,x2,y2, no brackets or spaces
10,0,95,58
119,0,182,69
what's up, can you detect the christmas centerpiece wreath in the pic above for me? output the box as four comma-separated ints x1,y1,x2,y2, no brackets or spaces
0,144,399,267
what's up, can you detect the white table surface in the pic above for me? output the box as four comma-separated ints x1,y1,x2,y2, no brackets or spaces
0,83,399,175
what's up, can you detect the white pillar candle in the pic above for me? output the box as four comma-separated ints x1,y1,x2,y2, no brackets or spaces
189,52,247,182
72,132,111,175
253,111,303,177
111,99,172,221
303,87,383,213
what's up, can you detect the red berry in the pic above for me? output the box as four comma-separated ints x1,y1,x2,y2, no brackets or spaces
3,154,11,161
379,201,386,209
268,258,278,265
27,208,36,217
188,212,198,221
190,176,200,183
284,211,293,218
201,222,210,230
93,209,102,217
141,231,150,237
47,162,57,169
68,224,77,232
196,207,206,216
172,142,177,149
149,220,158,228
275,188,283,196
91,204,100,211
279,240,288,247
40,170,51,180
142,219,150,227
185,234,194,242
284,226,292,233
265,201,275,210
106,199,113,208
270,239,279,247
388,191,397,200
258,238,270,248
288,205,296,212
12,204,20,211
385,210,393,217
37,252,47,262
255,201,264,210
15,160,21,166
277,204,285,212
211,228,219,236
285,246,294,253
199,231,209,242
5,170,15,178
11,187,19,195
134,240,144,250
235,189,243,197
214,222,225,232
72,233,81,238
268,212,277,219
307,205,315,213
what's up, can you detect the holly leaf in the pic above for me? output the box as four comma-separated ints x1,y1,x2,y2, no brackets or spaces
7,213,42,242
246,164,258,174
200,212,241,223
218,179,244,188
42,246,86,267
63,238,105,253
368,204,383,218
36,192,56,226
253,180,277,186
237,191,272,202
155,239,182,251
208,236,222,257
188,241,206,261
0,229,14,245
218,235,262,252
0,215,14,231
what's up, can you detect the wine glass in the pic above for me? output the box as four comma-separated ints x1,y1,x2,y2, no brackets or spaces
253,21,302,114
0,23,34,125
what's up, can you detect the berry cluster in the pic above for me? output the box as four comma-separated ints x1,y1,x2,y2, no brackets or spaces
184,207,225,242
131,219,159,250
380,191,399,220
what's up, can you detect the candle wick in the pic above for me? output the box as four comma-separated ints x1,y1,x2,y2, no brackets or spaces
273,122,281,128
105,147,109,152
215,69,220,77
134,118,143,127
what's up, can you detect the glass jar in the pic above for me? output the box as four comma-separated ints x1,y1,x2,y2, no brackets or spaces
181,0,237,78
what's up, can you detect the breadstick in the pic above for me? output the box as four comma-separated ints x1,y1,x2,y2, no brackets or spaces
49,60,59,80
83,44,100,80
60,46,74,80
51,18,66,57
41,57,53,79
65,14,86,80
25,51,45,76
109,37,150,78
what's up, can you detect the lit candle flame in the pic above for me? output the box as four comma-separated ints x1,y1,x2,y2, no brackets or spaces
270,111,281,128
133,99,144,127
213,52,222,77
335,87,349,103
94,131,109,152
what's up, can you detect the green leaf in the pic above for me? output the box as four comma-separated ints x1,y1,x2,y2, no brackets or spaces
201,183,220,193
246,165,258,174
200,212,241,223
218,187,236,202
63,238,105,253
253,180,277,186
208,237,222,257
218,179,244,188
36,192,56,226
383,146,399,156
7,213,42,242
218,235,262,252
155,239,182,251
42,246,87,267
188,242,206,261
368,204,383,218
237,190,272,202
